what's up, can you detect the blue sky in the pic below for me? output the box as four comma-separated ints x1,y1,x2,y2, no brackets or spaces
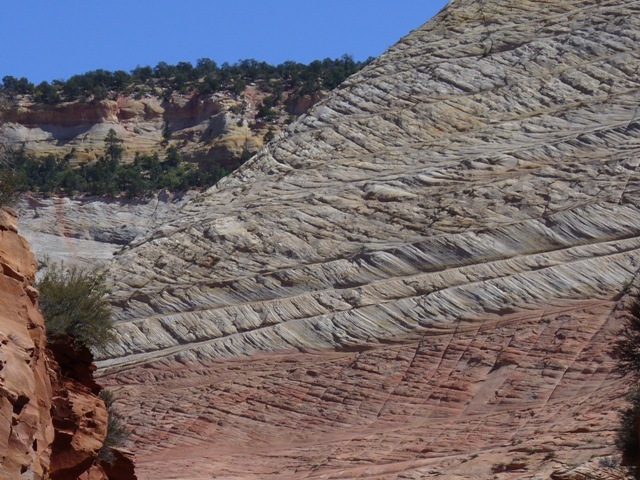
1,1,449,84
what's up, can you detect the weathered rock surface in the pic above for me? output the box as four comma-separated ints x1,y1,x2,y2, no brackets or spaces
92,0,640,477
17,192,193,270
102,299,630,479
0,208,53,480
0,208,136,479
47,337,137,480
0,86,313,165
48,339,108,480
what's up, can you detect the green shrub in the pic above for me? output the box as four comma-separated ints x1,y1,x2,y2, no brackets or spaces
613,301,640,378
613,299,640,467
618,389,640,462
37,264,114,352
263,128,276,143
0,168,19,206
98,390,130,463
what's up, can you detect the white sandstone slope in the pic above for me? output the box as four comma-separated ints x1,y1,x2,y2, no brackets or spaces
16,192,193,270
100,0,640,367
96,0,640,478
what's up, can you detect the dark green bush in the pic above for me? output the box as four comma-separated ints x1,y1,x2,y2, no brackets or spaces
37,264,114,352
613,301,640,378
1,55,372,103
618,388,640,463
613,299,640,469
0,168,19,207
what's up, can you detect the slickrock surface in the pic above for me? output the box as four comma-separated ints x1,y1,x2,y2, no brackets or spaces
0,209,53,480
98,0,640,477
103,299,630,479
17,192,192,270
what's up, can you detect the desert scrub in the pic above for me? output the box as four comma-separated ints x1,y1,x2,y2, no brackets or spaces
0,159,20,206
612,298,640,465
37,263,114,352
617,388,640,462
613,301,640,377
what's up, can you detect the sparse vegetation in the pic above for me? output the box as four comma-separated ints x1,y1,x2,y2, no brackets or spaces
263,128,276,143
599,455,622,468
617,388,640,462
1,129,237,197
613,301,640,378
36,263,114,352
0,167,19,206
1,55,372,104
612,299,640,468
492,462,506,473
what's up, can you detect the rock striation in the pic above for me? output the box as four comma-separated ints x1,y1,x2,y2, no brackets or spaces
89,0,640,477
17,192,193,270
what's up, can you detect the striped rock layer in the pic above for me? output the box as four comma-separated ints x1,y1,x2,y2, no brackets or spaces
99,0,640,478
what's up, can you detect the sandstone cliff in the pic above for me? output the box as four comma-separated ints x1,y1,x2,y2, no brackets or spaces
0,208,53,479
27,0,640,477
0,208,136,479
16,192,193,270
0,87,321,165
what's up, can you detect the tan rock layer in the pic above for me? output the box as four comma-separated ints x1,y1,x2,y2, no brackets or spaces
0,86,306,165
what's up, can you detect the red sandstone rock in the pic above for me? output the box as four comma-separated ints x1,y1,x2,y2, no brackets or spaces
48,340,137,480
101,449,138,480
0,208,53,480
48,370,108,479
0,207,136,479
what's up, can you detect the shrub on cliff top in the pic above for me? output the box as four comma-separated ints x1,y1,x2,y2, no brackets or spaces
37,263,114,352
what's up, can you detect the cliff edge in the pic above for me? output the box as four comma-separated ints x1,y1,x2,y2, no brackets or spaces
0,207,136,479
0,208,53,479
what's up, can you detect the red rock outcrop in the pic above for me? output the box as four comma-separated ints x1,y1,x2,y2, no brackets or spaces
48,339,108,480
0,208,53,480
47,339,137,480
0,207,136,479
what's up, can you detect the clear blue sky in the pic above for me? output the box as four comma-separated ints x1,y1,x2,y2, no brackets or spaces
1,1,449,84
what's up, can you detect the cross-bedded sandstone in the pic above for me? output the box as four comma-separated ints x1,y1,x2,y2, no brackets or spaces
95,0,640,477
